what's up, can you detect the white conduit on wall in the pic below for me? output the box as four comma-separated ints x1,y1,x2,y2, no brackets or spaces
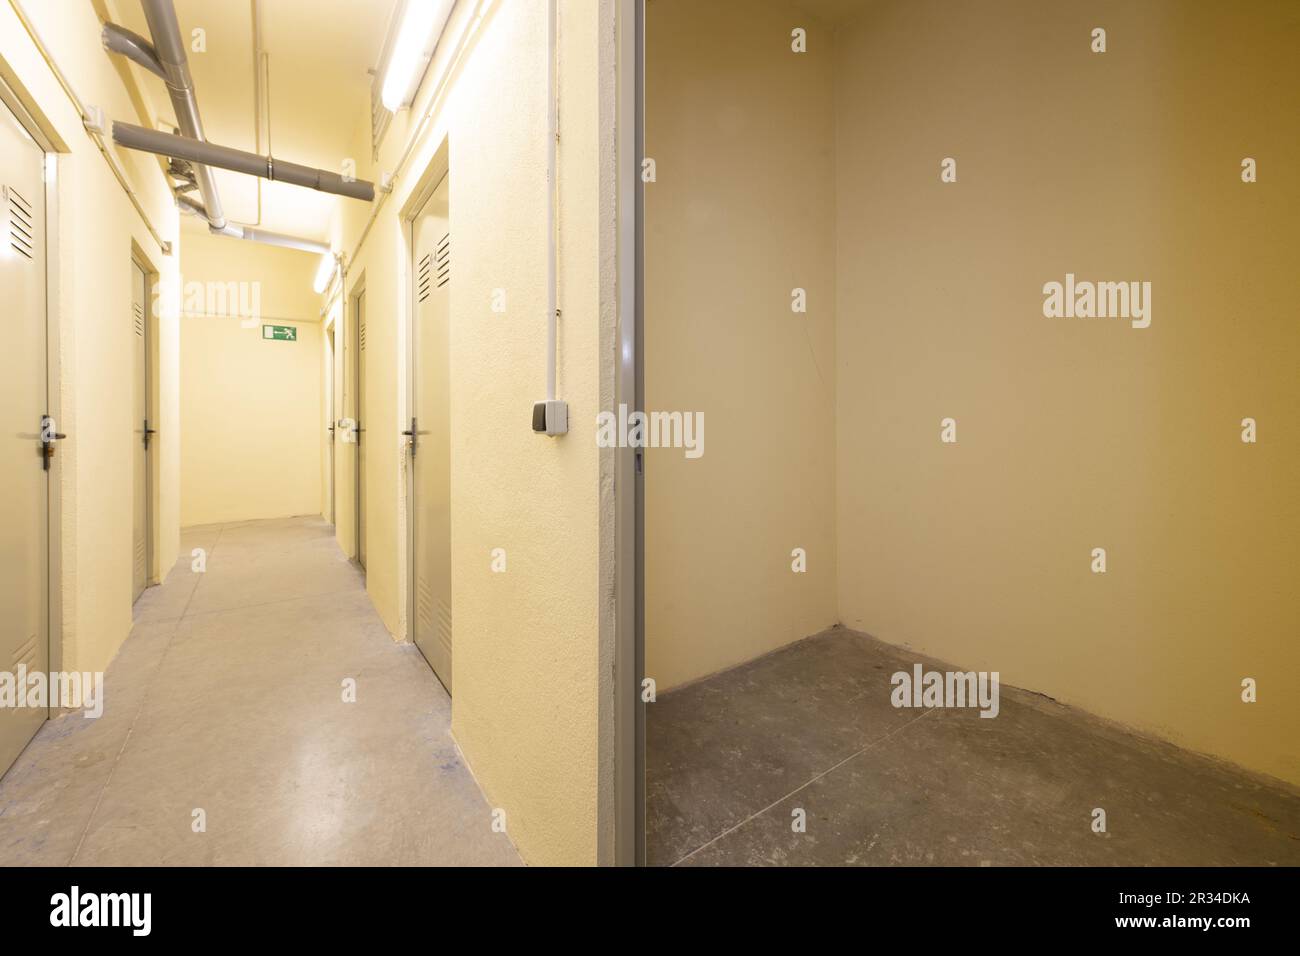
339,0,566,433
532,0,566,435
8,0,173,254
546,0,558,405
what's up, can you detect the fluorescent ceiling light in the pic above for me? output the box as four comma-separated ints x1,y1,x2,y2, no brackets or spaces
313,253,335,294
381,0,454,112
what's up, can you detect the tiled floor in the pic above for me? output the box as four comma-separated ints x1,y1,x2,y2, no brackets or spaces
0,516,520,866
648,627,1300,866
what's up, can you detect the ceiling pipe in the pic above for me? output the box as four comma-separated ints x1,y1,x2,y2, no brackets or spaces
101,23,165,80
137,0,227,229
218,223,332,255
176,193,329,254
113,120,376,202
9,0,170,253
136,0,227,230
250,0,265,227
103,0,369,259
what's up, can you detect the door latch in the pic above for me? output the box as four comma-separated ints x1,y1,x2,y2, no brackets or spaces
143,418,158,449
40,415,66,471
401,416,418,455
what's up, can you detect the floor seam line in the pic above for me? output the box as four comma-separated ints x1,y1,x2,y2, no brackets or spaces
66,525,223,865
669,708,938,867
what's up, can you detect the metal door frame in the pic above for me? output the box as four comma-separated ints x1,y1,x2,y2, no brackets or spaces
324,314,336,526
0,76,62,681
613,0,645,868
129,253,154,596
348,275,367,569
401,141,450,650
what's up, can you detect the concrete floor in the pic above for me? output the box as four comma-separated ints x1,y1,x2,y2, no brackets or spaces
0,516,520,866
648,627,1300,866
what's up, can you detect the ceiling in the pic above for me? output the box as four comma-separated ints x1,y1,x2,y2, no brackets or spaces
115,0,397,240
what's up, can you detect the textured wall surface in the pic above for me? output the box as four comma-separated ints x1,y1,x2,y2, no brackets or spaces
1,0,182,677
179,233,322,526
834,0,1300,785
329,0,619,864
645,0,840,690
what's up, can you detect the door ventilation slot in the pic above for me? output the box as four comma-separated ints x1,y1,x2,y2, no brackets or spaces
359,321,367,351
417,252,431,302
436,598,452,654
11,632,37,672
133,302,145,337
435,232,450,287
7,185,34,260
417,575,435,633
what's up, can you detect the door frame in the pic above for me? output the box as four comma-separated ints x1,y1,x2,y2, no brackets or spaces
400,138,450,648
0,76,62,680
323,312,336,526
129,248,157,592
614,0,645,868
347,272,367,568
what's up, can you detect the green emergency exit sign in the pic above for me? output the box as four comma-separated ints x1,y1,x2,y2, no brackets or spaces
262,324,297,341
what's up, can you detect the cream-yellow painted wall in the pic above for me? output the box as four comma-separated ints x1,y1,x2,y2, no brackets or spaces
644,0,838,690
833,0,1300,786
180,231,322,526
647,0,1298,787
1,0,182,677
326,0,619,864
180,228,322,324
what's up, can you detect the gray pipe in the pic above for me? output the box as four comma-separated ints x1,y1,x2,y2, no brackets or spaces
101,23,165,80
138,0,226,229
114,121,376,202
175,192,205,217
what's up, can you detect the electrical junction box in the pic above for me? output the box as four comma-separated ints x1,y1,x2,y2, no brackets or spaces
532,400,568,436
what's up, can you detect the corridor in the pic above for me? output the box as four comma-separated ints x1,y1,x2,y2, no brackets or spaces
1,0,1294,882
0,517,519,867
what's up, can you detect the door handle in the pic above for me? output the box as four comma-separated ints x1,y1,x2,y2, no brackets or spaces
41,415,67,471
402,417,418,454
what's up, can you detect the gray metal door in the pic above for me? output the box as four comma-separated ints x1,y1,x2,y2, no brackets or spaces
409,175,452,693
356,291,367,570
0,99,50,776
131,260,150,602
326,322,335,525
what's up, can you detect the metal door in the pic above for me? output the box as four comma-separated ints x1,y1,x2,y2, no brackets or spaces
326,322,335,525
131,260,150,602
356,291,367,569
408,175,452,693
0,99,50,776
